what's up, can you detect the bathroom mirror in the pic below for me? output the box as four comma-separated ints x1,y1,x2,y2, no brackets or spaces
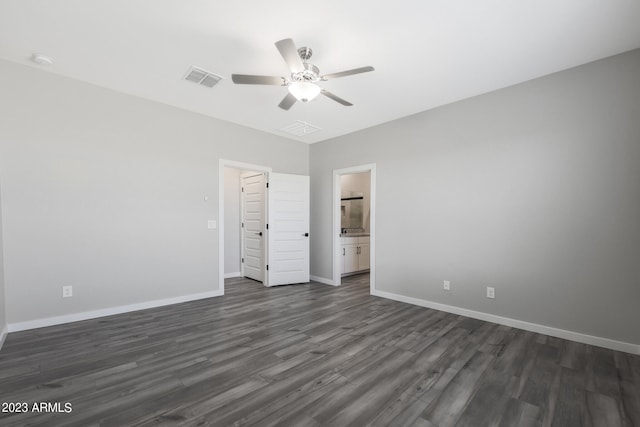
341,195,364,230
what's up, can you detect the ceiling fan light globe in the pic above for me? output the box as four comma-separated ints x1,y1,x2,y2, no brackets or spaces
288,81,320,103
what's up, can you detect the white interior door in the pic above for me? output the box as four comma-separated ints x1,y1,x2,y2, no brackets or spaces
241,172,265,282
267,173,310,286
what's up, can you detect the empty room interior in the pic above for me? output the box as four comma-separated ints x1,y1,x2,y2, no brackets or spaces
1,1,639,426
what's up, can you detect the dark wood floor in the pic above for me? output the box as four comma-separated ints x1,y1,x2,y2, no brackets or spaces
0,274,638,426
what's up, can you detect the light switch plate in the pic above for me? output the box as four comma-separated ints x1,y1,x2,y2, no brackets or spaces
207,220,217,229
62,286,73,298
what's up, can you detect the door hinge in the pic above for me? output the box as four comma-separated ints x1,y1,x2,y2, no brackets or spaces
266,265,269,270
266,224,269,230
241,258,244,263
266,182,269,188
241,222,244,228
241,187,244,192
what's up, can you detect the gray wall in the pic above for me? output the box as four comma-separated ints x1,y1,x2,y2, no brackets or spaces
0,176,6,335
311,49,640,345
0,59,308,325
224,167,241,275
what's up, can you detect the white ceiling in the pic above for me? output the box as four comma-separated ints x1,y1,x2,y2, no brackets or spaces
1,1,640,144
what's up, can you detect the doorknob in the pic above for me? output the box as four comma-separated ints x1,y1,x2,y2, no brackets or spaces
302,233,309,237
255,232,263,236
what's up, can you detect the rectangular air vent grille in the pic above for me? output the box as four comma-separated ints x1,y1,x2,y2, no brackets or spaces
279,121,322,137
183,66,223,88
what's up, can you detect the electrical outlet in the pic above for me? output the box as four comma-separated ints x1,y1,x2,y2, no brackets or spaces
62,286,73,298
486,286,495,299
443,280,450,291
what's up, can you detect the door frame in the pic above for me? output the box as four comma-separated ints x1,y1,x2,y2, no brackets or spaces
332,164,376,293
219,159,272,295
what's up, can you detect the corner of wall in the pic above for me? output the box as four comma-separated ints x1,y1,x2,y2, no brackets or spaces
0,175,7,351
0,325,7,352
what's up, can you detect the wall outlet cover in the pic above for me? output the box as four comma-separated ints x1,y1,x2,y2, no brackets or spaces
486,286,495,299
62,286,73,298
443,280,450,291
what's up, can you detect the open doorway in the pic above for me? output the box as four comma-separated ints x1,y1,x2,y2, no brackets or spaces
223,166,268,284
333,164,376,293
240,171,266,282
219,159,311,293
219,160,271,294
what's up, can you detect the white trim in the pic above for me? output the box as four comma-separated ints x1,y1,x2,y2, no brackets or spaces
332,164,376,294
224,272,241,279
7,290,223,333
310,275,337,286
0,324,8,351
371,289,640,355
219,159,272,295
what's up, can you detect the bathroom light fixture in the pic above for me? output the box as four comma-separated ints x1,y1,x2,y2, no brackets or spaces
287,81,321,103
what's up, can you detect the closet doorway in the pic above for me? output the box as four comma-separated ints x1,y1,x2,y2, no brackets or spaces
240,171,266,282
219,159,311,293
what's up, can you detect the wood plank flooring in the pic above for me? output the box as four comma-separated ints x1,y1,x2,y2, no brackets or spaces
0,274,638,426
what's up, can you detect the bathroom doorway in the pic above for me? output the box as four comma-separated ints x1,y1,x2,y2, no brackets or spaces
333,164,376,293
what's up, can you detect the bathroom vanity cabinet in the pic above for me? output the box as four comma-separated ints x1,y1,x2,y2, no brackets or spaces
340,235,370,275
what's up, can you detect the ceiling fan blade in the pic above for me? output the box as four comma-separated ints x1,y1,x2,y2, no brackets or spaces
275,38,304,73
278,93,297,111
321,89,353,106
231,74,285,85
321,66,375,80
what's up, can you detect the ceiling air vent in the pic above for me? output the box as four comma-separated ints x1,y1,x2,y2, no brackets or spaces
279,121,322,137
183,66,223,88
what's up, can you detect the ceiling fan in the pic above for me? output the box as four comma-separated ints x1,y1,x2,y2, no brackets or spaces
231,38,374,110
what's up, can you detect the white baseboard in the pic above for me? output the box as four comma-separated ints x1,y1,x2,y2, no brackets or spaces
224,272,241,279
371,289,640,355
7,289,224,333
310,275,337,286
0,324,8,351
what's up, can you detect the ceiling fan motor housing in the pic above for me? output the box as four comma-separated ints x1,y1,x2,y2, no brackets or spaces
297,46,313,61
288,46,320,84
292,63,320,83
